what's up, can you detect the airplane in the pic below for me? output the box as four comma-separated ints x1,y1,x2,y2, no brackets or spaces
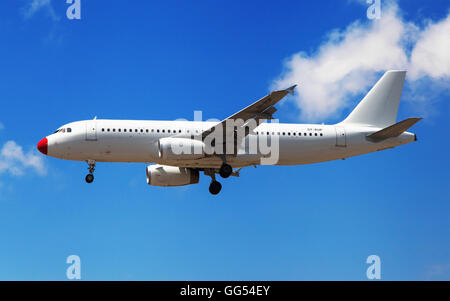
37,70,421,195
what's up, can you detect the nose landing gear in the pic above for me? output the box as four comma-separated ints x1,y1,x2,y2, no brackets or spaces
85,160,96,184
85,174,94,183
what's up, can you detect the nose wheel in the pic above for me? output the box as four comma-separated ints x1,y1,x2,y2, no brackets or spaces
85,174,94,183
85,160,96,184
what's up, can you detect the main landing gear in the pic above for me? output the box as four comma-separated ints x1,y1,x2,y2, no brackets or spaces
205,163,239,195
209,179,222,195
205,169,222,195
219,163,233,178
85,160,96,184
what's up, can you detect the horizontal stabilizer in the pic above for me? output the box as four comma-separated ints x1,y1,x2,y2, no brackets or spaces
367,118,422,142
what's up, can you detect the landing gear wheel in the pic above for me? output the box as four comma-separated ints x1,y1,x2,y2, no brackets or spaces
85,160,96,184
85,174,94,183
219,164,233,178
209,181,222,195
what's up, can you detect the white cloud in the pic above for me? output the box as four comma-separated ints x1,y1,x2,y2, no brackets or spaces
23,0,59,21
0,141,46,176
409,13,450,80
272,3,450,122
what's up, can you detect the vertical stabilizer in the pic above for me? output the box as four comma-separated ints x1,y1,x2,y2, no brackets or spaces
341,70,407,127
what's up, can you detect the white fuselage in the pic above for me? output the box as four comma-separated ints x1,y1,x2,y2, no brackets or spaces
43,119,416,168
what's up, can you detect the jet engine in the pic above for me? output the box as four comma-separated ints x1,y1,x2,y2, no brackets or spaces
157,137,205,160
146,164,200,187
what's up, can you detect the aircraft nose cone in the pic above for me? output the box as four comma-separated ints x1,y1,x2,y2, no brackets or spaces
37,138,48,155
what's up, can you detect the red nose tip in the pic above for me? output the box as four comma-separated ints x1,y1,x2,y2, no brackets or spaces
37,138,48,155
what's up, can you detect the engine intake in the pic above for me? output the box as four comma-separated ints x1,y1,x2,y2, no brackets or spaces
146,164,199,187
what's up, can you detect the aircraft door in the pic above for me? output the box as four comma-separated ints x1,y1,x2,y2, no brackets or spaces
86,120,98,141
335,126,346,147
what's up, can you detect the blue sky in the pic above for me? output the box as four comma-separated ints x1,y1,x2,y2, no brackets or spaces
0,0,449,280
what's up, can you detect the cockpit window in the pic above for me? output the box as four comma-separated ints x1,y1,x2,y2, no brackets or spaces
53,127,72,134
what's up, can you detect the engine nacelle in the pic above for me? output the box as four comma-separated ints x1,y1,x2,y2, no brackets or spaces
158,138,205,160
146,164,200,187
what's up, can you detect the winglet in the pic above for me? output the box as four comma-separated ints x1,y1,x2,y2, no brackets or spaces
286,85,297,96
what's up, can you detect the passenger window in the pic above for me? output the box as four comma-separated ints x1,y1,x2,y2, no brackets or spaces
293,132,296,136
162,129,165,133
157,129,160,133
320,133,323,136
146,129,149,133
118,129,121,132
282,132,285,135
179,130,181,133
288,132,290,136
140,129,143,133
113,129,115,132
102,128,105,132
309,133,312,136
107,129,110,132
124,129,127,132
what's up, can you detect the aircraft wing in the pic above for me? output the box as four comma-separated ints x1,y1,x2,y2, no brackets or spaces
202,85,297,140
